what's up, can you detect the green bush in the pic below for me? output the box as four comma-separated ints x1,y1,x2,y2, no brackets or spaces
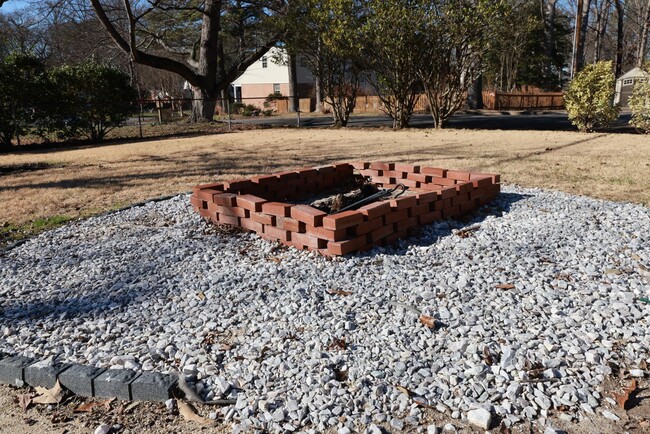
48,62,137,141
0,54,49,147
565,61,620,132
628,67,650,133
241,104,260,117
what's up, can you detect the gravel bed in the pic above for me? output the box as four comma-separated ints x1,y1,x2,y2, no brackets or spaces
1,186,649,433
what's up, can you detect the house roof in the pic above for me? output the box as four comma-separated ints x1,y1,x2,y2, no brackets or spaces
618,67,648,81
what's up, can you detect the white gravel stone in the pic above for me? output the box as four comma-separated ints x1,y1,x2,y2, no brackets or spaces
601,410,620,421
467,408,492,429
93,424,110,434
0,187,648,433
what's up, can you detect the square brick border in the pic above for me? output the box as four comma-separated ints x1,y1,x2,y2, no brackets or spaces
191,162,500,255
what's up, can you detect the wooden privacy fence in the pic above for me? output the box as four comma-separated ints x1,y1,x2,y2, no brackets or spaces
481,91,565,110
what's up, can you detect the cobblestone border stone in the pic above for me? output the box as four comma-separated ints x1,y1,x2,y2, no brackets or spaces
0,353,177,402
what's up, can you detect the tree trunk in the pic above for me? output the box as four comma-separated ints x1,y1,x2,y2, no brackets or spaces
191,86,217,122
577,0,592,71
543,0,558,78
637,1,650,67
593,0,611,62
614,0,625,76
315,75,323,113
467,75,483,109
288,53,298,112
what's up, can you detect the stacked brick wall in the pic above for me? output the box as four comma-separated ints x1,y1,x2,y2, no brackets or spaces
191,162,500,256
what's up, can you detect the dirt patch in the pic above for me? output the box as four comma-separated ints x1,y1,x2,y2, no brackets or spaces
1,376,648,433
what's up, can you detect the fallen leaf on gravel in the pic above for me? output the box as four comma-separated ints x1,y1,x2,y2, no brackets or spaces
268,256,281,264
176,372,205,404
32,380,65,404
17,394,32,412
455,225,480,238
396,385,411,396
604,269,622,275
326,289,352,296
73,398,115,413
483,347,494,366
328,337,347,351
495,284,515,289
197,291,206,301
177,400,215,425
122,400,138,414
613,379,637,409
419,315,439,329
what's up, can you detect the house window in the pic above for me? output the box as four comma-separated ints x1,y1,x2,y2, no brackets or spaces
273,83,281,94
622,78,633,86
262,57,268,68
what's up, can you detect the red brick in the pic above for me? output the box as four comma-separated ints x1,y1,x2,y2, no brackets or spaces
219,214,240,226
389,195,417,210
264,225,292,241
354,217,384,236
410,203,430,217
358,201,392,220
213,193,237,206
350,161,370,170
407,173,431,183
416,191,439,204
401,179,420,189
198,208,211,218
394,163,420,173
385,230,408,245
323,210,363,230
295,168,319,177
240,218,264,233
470,172,501,183
196,188,222,202
383,170,405,178
395,217,418,232
456,182,474,194
262,202,291,217
418,210,442,225
420,183,443,192
421,167,447,177
431,177,457,187
370,162,394,171
250,212,275,225
224,179,254,192
275,171,300,181
306,225,348,241
236,194,266,212
315,165,337,174
440,186,457,200
327,236,366,255
291,232,328,249
251,175,279,186
277,217,304,232
358,169,382,178
368,224,393,242
190,195,203,208
373,176,396,185
216,205,249,218
291,205,327,226
208,211,218,223
192,183,224,194
470,176,493,189
384,209,409,225
446,170,471,181
333,163,354,176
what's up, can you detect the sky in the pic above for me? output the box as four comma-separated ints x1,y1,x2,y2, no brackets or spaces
1,0,30,13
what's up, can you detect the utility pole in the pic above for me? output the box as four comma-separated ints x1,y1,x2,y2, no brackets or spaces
571,0,584,79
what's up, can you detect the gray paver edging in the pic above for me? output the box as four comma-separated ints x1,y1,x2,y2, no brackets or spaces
0,353,178,402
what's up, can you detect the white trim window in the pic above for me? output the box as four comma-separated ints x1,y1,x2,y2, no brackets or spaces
273,83,281,94
261,57,268,68
622,78,634,86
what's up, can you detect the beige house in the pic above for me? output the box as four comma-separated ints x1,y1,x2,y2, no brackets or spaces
230,47,315,109
615,67,649,107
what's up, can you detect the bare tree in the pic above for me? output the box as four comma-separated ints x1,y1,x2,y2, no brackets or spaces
614,0,625,75
89,0,284,121
593,0,612,62
636,0,650,66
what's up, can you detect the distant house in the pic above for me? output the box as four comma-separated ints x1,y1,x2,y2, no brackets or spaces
615,67,649,107
230,47,315,109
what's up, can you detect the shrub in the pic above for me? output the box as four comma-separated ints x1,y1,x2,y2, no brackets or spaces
241,104,260,117
628,67,650,133
0,54,49,147
565,61,619,132
48,62,137,141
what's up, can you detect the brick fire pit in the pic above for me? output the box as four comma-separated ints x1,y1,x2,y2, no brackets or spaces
190,162,500,255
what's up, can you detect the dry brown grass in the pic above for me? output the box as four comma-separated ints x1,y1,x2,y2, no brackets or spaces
1,127,648,231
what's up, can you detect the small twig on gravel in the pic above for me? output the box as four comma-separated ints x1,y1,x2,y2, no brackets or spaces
175,372,236,406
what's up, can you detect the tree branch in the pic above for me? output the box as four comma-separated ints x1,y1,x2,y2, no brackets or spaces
90,0,200,85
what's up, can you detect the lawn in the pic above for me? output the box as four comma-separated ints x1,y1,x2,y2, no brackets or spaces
1,127,649,245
